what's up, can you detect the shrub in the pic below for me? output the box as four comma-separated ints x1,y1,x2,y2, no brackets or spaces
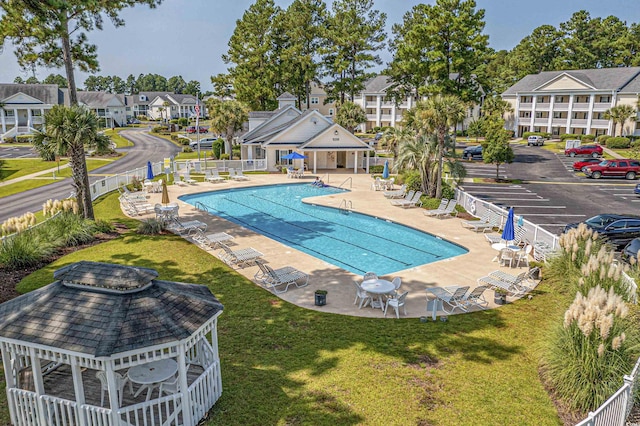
92,219,115,234
151,126,165,133
369,165,384,174
0,232,53,269
130,176,143,192
169,119,179,125
596,135,611,144
220,153,230,160
40,212,96,247
543,286,638,412
182,146,193,153
441,181,455,200
213,139,224,159
137,219,165,235
522,131,550,139
605,137,630,149
581,134,595,142
16,135,33,143
557,224,607,271
178,117,189,127
1,212,37,236
401,169,422,192
560,133,581,141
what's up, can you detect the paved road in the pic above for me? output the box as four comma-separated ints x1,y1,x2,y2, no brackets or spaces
0,145,38,159
0,130,180,222
459,143,639,235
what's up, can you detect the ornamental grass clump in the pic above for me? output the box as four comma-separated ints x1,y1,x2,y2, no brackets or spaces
42,198,78,217
0,212,37,236
557,223,605,270
578,247,634,302
543,285,639,413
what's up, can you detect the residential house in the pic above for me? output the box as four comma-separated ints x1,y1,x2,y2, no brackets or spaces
501,67,640,137
147,93,201,121
61,89,126,128
241,92,373,174
300,81,337,117
0,84,61,140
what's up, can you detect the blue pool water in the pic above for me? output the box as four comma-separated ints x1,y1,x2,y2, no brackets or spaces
180,184,467,275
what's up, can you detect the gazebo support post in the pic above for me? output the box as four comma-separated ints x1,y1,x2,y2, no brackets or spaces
177,345,192,426
212,319,222,392
28,347,48,424
70,357,87,425
104,361,121,423
2,344,18,424
365,150,370,174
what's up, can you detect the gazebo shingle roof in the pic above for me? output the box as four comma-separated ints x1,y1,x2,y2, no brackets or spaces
0,262,223,357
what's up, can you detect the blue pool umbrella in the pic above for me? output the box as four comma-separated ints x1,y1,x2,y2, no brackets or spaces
382,160,389,179
501,207,515,243
146,161,154,180
281,152,307,160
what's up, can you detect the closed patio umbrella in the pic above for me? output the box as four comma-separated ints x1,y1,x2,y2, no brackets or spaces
382,160,389,179
146,161,154,180
501,207,515,243
161,180,170,205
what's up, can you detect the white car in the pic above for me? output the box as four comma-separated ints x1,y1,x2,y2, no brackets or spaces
527,135,545,146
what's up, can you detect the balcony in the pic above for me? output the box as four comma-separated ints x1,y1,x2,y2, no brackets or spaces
552,118,567,126
534,118,549,126
591,119,609,127
553,103,569,110
536,103,550,110
572,103,590,110
519,102,532,110
366,114,377,121
593,102,611,110
570,119,588,126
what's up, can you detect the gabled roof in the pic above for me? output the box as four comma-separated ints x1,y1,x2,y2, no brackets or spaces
502,67,640,95
0,84,61,105
363,75,394,93
62,90,125,108
0,262,223,358
167,94,197,104
242,104,301,142
299,123,371,150
277,92,296,100
260,109,328,146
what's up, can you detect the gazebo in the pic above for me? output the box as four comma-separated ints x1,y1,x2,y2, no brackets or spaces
0,261,224,426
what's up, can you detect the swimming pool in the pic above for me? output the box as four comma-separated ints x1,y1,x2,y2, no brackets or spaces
180,184,467,275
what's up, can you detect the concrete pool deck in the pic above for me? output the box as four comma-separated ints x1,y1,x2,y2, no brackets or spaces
138,171,532,319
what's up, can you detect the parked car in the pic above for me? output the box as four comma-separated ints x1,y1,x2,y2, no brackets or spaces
564,144,603,157
572,158,602,172
186,126,208,134
564,214,640,249
584,159,640,180
621,237,640,264
127,118,141,124
189,138,217,149
462,145,483,160
527,135,545,146
374,132,384,141
635,183,640,195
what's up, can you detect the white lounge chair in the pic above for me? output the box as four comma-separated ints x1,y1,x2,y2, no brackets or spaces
461,285,489,310
477,268,539,297
168,218,208,235
205,169,225,183
439,285,470,314
391,191,423,208
183,171,197,184
423,199,449,216
461,211,499,233
383,184,406,199
229,169,248,181
190,229,234,249
217,243,263,267
485,225,526,245
254,260,309,293
174,174,187,186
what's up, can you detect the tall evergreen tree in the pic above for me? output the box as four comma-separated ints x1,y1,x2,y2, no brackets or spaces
322,0,386,103
387,0,488,102
223,0,282,111
184,80,201,97
167,75,187,93
42,74,68,87
0,0,162,219
276,0,327,109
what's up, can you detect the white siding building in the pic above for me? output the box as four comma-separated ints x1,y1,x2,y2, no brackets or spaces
501,67,640,137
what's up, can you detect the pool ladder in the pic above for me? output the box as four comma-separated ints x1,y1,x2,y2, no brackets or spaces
338,177,352,189
339,199,352,214
194,201,215,213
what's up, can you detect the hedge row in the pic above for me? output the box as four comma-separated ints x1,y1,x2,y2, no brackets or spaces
522,131,551,139
605,137,631,149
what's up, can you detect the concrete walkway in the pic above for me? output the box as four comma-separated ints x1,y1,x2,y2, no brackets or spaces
0,164,72,188
135,172,532,320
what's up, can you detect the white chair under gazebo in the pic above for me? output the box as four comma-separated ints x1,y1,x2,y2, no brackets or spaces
0,261,224,426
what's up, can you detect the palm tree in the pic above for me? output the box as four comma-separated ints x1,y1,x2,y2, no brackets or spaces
394,134,439,197
206,99,249,154
334,101,366,133
604,105,636,136
162,100,171,123
482,95,514,118
414,95,467,198
32,105,104,219
379,127,411,158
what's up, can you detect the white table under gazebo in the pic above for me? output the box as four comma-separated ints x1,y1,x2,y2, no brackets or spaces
0,261,224,426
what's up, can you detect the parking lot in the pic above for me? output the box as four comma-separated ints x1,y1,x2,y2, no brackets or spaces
0,145,38,158
458,144,639,235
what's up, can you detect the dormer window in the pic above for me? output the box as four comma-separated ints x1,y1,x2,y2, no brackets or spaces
139,95,147,101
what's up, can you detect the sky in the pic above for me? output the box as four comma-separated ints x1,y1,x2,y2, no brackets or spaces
1,0,640,92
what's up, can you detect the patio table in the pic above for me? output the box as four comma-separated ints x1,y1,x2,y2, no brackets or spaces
128,359,178,401
361,279,396,311
490,242,521,262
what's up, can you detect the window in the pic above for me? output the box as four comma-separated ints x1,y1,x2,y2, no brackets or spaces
277,149,292,165
520,96,533,103
311,97,319,104
535,111,548,118
5,110,14,117
553,111,566,119
329,108,334,116
598,95,611,103
608,221,627,230
618,161,628,167
555,95,567,103
31,110,42,116
593,112,606,119
519,111,531,118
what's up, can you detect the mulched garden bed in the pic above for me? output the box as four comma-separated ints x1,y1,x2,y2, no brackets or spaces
0,224,128,304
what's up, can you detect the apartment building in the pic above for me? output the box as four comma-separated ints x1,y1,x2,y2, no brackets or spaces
502,67,640,137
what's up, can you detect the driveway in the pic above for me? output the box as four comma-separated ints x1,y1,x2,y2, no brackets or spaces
0,130,180,222
459,143,639,235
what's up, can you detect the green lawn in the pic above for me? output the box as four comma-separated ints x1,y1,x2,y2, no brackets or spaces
1,192,568,425
0,158,69,182
103,128,133,148
0,159,112,199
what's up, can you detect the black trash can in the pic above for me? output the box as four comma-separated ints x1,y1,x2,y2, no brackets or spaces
315,290,327,306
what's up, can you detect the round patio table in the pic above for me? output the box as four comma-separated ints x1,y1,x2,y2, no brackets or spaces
128,359,178,401
361,279,396,310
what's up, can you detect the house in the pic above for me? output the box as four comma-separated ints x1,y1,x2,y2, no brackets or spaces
241,92,373,174
61,89,127,128
501,67,640,137
0,84,61,140
353,74,482,132
147,93,202,121
301,81,337,118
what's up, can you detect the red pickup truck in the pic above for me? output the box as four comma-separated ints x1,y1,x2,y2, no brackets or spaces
584,159,640,180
